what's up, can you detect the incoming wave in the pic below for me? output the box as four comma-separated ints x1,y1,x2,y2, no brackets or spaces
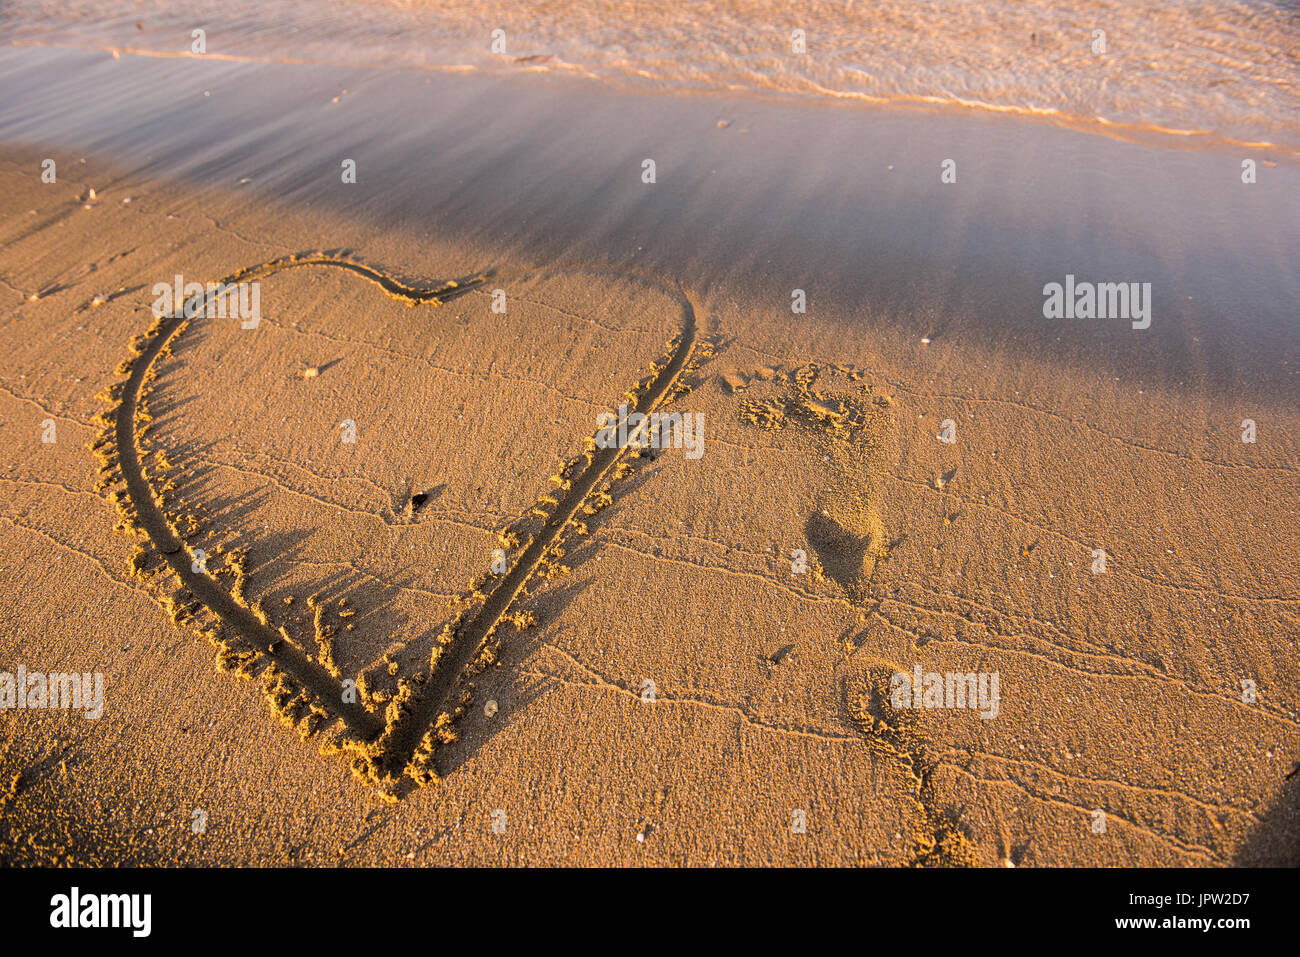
4,0,1298,153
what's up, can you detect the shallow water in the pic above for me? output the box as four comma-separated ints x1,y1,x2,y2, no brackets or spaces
3,0,1298,152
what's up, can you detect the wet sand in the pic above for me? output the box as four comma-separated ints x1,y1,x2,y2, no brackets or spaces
0,44,1297,866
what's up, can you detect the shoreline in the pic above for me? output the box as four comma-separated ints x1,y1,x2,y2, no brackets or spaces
7,38,1300,160
2,45,1297,398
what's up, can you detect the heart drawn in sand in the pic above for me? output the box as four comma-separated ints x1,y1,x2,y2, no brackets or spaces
94,252,706,796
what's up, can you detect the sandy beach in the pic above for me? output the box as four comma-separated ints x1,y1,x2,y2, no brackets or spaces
0,4,1297,868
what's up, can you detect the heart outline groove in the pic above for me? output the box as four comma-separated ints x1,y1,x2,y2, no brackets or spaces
93,251,707,798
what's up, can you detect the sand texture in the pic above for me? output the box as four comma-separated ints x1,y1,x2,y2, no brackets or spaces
0,42,1297,866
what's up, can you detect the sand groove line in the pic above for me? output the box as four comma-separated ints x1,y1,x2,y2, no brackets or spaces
591,524,1300,730
943,763,1224,862
663,426,1299,604
106,259,427,739
868,607,1300,733
379,294,698,777
529,641,857,744
0,516,142,599
101,253,699,786
936,746,1263,823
